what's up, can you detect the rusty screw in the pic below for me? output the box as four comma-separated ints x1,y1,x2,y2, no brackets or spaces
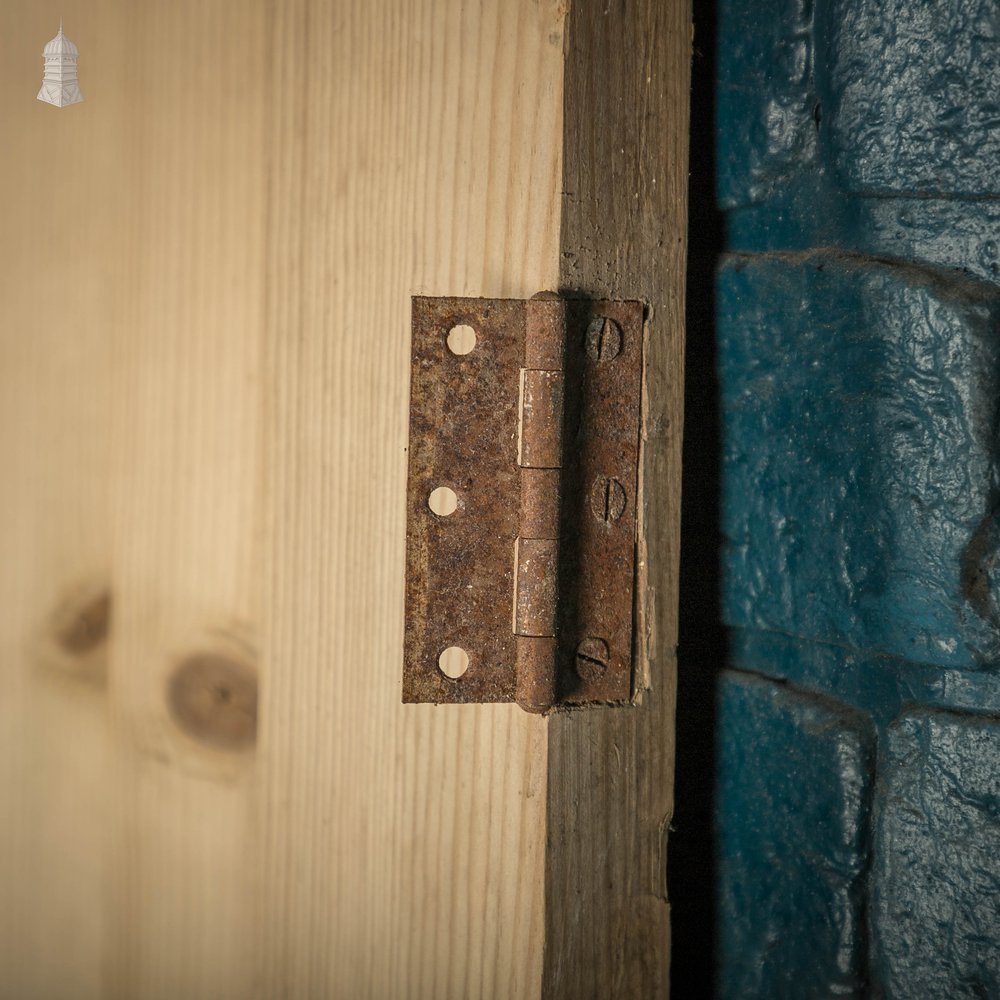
591,475,627,523
575,637,610,682
586,316,623,363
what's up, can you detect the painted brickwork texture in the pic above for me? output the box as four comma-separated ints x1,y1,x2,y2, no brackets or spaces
717,1,1000,996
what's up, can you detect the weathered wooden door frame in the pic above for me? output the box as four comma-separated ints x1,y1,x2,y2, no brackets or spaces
544,2,689,995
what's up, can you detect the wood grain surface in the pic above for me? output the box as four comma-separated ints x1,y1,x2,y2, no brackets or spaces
0,1,689,995
0,1,565,996
256,1,562,996
545,1,691,996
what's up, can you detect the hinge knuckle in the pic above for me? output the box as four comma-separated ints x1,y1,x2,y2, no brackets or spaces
515,537,558,637
519,369,564,469
520,468,560,538
515,637,559,715
525,295,566,370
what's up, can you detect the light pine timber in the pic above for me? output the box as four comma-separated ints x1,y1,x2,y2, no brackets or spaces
0,3,125,995
0,0,689,995
256,0,562,997
103,3,269,997
545,1,691,996
0,0,565,998
1,2,271,998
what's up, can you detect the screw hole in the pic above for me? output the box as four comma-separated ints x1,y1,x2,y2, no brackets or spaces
447,324,477,355
428,486,458,516
438,646,469,679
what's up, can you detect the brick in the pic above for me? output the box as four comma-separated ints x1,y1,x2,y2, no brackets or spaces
873,710,1000,999
717,0,818,209
720,252,1000,669
825,0,1000,197
717,671,874,997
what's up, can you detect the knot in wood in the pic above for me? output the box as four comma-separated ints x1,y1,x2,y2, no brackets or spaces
168,653,258,752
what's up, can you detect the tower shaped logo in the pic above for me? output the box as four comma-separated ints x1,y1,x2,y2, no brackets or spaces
37,20,83,108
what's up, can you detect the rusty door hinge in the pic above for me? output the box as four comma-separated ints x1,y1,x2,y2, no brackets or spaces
403,293,643,714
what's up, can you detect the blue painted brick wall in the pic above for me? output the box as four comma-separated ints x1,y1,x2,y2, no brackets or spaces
717,672,874,998
716,0,1000,995
874,711,1000,999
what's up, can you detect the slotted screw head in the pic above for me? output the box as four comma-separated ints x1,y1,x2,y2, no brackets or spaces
575,637,610,682
591,476,627,523
586,316,623,362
